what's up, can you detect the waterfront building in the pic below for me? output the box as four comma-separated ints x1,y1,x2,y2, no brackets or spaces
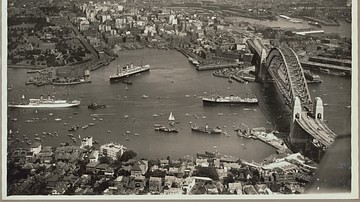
99,143,126,160
89,150,99,162
80,136,93,149
29,142,42,154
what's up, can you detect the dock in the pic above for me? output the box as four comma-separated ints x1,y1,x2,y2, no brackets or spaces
197,63,240,71
301,61,351,76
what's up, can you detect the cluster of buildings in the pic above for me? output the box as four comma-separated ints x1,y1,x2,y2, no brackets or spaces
8,135,316,195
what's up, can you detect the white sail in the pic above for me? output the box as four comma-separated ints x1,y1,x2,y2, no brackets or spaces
168,112,175,121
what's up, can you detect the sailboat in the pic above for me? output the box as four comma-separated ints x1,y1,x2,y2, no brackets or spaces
168,112,175,126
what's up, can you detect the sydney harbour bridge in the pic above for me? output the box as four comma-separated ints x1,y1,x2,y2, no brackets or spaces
247,39,337,162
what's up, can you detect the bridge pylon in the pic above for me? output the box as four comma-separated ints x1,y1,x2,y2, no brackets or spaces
257,49,268,82
288,97,307,152
313,97,324,121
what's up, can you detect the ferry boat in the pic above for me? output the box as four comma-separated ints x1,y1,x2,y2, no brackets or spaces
308,21,322,28
289,19,302,23
191,124,222,134
188,57,200,67
109,63,150,81
202,95,258,105
8,95,80,108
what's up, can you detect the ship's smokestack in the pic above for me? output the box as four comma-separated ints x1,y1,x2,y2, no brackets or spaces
48,95,51,100
40,95,43,100
130,63,133,68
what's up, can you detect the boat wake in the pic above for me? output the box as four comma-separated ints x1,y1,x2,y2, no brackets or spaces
91,113,116,116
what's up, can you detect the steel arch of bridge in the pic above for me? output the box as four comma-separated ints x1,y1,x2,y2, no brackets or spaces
265,47,312,108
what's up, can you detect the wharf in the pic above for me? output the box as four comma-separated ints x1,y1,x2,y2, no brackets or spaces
301,61,351,76
197,63,240,71
237,128,291,154
254,132,291,153
301,16,340,26
308,56,351,68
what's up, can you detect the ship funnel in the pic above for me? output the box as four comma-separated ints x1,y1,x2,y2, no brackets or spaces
40,95,43,100
48,95,51,100
130,63,133,68
22,95,25,99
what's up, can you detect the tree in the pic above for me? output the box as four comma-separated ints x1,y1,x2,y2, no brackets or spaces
195,167,219,181
119,150,137,162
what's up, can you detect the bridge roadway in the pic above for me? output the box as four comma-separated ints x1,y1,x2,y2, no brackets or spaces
246,39,269,56
296,112,336,148
247,38,337,149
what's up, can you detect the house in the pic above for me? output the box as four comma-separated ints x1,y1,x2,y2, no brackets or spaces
184,165,195,177
80,136,93,149
51,181,68,195
160,159,169,167
255,184,271,194
223,162,241,171
29,142,42,154
149,177,162,193
114,176,130,189
10,149,34,164
35,146,53,164
164,176,177,188
54,146,82,162
46,174,61,190
104,167,115,177
171,160,181,166
168,166,184,177
164,187,183,195
193,176,213,184
195,158,209,167
131,160,148,177
205,183,218,194
181,177,196,195
243,185,259,195
216,168,227,180
95,163,110,174
89,150,99,162
86,161,99,173
228,182,242,194
133,175,146,189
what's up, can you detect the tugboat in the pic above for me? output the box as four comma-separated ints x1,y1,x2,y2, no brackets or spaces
191,124,222,134
154,125,179,133
88,101,106,109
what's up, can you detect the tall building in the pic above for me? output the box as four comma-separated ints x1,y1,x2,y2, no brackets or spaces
100,143,126,160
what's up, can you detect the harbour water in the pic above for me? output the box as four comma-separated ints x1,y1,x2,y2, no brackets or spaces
7,49,351,161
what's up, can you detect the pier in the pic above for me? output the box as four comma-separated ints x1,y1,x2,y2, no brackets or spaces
196,63,241,71
301,61,351,76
